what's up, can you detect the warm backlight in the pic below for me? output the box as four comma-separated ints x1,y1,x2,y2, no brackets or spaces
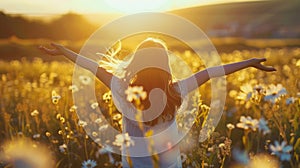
104,0,169,14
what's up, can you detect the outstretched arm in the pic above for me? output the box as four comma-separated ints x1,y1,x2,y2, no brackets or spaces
39,43,113,88
175,58,276,94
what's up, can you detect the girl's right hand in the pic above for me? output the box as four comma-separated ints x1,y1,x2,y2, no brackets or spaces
249,58,276,72
38,43,65,56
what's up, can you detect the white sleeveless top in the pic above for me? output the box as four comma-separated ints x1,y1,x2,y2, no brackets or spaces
112,78,182,168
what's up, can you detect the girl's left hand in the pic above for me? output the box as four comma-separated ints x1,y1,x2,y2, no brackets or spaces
250,58,276,72
38,43,65,56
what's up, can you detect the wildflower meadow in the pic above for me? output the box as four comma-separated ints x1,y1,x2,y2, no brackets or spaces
0,44,299,168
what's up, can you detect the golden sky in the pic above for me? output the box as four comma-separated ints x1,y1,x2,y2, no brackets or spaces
0,0,263,14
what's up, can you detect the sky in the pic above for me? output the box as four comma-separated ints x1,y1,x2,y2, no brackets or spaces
0,0,263,15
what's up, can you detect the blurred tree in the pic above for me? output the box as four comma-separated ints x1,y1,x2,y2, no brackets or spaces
0,11,97,40
0,11,14,38
49,12,97,40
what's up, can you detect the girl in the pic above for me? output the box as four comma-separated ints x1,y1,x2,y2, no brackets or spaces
39,38,275,168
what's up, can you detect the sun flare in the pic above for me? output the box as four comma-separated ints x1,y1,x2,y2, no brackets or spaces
104,0,169,14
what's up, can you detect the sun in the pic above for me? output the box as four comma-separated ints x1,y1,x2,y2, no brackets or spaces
104,0,169,14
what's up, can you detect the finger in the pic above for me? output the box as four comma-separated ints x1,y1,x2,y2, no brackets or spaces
260,58,267,62
38,46,55,55
262,66,276,72
51,42,62,49
38,46,48,52
51,42,58,47
38,45,47,49
38,45,51,51
268,67,277,71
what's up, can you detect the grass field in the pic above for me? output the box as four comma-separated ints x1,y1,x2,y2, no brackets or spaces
0,38,299,168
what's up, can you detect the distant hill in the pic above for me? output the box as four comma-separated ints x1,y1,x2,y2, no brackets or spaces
0,0,299,39
77,0,300,38
171,0,300,38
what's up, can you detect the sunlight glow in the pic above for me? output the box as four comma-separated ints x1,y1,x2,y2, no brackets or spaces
1,0,263,15
104,0,169,14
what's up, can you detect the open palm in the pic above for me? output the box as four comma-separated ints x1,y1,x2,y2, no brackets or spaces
39,43,64,56
251,58,276,72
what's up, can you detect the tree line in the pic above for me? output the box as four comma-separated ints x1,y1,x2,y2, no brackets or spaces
0,11,97,40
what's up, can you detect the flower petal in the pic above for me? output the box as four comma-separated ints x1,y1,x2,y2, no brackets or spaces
282,145,293,152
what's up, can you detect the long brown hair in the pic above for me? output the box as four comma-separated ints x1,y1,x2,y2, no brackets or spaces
127,38,182,126
99,37,182,126
130,67,182,126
